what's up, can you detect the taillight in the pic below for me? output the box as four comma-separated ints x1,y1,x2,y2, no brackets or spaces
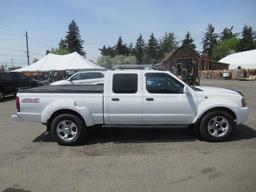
241,97,247,107
16,96,20,112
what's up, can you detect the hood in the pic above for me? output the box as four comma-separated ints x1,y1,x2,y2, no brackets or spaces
195,86,241,96
50,80,71,85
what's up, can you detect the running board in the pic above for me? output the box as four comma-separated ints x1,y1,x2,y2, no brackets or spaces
102,124,191,128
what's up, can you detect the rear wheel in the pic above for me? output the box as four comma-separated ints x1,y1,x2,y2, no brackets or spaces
199,110,235,142
50,114,86,145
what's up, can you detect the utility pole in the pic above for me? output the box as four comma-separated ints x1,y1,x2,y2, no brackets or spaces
25,31,30,66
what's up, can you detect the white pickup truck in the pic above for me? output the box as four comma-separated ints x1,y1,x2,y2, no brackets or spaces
12,70,249,145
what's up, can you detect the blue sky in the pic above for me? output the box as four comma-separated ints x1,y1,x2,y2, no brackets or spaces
0,0,256,67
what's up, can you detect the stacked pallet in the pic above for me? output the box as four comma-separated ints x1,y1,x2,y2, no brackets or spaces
199,69,256,80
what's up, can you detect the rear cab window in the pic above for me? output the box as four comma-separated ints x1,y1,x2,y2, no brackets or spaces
112,74,138,94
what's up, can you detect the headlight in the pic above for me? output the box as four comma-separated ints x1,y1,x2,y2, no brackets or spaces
241,97,247,107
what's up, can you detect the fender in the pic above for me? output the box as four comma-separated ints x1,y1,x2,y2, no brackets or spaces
41,99,95,126
193,98,239,123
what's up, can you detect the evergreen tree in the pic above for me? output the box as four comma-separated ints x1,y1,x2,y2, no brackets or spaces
46,50,51,55
146,33,160,63
159,32,177,59
99,45,116,57
128,43,134,55
99,45,108,56
59,38,67,49
134,34,146,63
202,23,218,59
115,36,129,55
182,32,196,49
220,26,238,41
237,25,255,51
65,20,86,56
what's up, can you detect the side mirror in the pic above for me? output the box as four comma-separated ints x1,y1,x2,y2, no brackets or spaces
183,86,190,94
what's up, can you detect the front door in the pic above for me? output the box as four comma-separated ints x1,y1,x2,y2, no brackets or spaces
142,72,196,125
105,73,143,124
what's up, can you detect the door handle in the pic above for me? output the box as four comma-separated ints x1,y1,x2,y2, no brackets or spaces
112,98,119,101
146,98,154,101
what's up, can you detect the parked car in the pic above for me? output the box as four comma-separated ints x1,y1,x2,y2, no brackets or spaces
0,72,39,101
50,71,105,85
12,70,249,145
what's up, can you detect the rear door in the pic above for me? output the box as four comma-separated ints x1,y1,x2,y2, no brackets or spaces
105,72,143,124
142,72,195,124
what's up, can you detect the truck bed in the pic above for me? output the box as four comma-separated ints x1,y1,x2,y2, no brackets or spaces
18,84,104,94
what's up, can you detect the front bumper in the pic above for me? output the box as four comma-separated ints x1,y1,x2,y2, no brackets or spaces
233,107,249,124
12,114,23,121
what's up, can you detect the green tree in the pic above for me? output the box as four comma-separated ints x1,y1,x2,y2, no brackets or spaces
59,38,67,49
202,23,218,59
65,20,86,56
99,45,108,56
159,32,177,59
52,48,70,55
134,34,146,63
115,36,129,55
220,26,238,41
182,32,196,49
212,37,240,61
237,25,256,51
128,43,134,55
146,33,160,63
99,45,115,57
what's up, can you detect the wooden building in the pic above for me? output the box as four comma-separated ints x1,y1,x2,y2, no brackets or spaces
162,45,200,84
162,45,229,84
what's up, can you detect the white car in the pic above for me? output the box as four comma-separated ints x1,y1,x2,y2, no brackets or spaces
50,71,105,85
13,70,249,145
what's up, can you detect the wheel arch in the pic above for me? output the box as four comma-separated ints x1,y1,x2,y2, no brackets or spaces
47,109,86,130
195,107,237,125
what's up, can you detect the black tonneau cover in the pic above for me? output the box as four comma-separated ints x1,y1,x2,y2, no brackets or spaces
18,85,103,94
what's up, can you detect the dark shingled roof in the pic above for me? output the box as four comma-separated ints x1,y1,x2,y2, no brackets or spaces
162,44,200,62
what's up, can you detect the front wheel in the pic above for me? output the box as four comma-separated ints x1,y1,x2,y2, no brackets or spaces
50,114,86,145
199,111,235,142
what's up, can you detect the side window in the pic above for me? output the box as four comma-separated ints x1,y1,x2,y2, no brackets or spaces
94,72,104,78
113,74,138,94
82,72,104,79
70,74,80,81
146,73,184,94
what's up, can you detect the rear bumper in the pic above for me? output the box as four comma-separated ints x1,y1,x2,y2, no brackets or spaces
12,114,23,121
233,107,249,124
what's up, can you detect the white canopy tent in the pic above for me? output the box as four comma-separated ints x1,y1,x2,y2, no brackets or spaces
219,49,256,70
14,52,104,72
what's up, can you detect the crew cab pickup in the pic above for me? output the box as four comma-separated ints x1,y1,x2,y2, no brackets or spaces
12,70,249,145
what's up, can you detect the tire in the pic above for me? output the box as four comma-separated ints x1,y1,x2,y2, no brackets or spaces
50,113,86,145
199,110,235,142
0,89,4,101
190,123,202,140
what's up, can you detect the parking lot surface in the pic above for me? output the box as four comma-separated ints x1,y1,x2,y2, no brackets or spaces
0,79,255,192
